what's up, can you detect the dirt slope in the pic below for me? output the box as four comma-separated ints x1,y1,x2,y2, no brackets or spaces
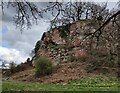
8,62,92,83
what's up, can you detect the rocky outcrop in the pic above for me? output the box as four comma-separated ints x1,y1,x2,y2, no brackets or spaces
51,28,66,45
32,20,96,66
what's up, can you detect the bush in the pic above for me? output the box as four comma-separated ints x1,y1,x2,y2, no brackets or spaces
4,62,23,76
48,44,59,50
35,57,53,77
3,70,11,76
14,65,24,72
34,40,41,54
59,24,70,38
9,62,16,74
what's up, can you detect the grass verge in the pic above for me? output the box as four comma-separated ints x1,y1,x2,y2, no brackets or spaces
2,75,119,92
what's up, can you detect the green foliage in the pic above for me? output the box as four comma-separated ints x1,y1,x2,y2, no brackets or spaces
48,44,64,50
14,65,24,72
3,62,23,76
34,40,41,54
60,29,67,38
48,44,59,50
35,57,53,77
9,62,16,74
3,70,11,76
59,24,70,38
5,62,24,76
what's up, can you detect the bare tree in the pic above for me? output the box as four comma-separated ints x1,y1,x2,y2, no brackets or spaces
1,0,43,30
1,1,111,29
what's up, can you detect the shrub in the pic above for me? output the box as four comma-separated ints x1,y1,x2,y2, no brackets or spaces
4,62,23,76
85,55,112,73
59,24,70,38
14,65,24,72
48,44,59,50
3,70,11,76
9,62,16,74
35,57,53,77
34,40,41,54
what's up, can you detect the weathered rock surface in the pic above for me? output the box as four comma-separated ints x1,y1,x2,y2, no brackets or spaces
32,20,95,66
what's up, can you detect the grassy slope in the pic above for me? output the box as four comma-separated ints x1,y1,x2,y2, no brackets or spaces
2,75,119,91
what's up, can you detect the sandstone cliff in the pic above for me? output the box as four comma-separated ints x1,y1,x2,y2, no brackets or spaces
32,20,96,66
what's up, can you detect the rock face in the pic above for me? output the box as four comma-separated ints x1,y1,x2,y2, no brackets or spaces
51,28,66,45
32,20,96,66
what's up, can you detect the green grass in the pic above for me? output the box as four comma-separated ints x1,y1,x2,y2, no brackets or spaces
2,76,119,92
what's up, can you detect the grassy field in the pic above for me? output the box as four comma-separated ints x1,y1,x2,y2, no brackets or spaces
2,75,119,92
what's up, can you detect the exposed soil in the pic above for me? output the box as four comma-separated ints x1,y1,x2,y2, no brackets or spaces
2,62,117,83
4,62,92,83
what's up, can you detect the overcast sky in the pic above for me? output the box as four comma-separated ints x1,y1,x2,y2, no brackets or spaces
0,2,51,65
0,1,119,65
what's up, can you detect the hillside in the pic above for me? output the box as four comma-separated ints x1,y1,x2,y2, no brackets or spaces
32,20,95,66
2,20,118,83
